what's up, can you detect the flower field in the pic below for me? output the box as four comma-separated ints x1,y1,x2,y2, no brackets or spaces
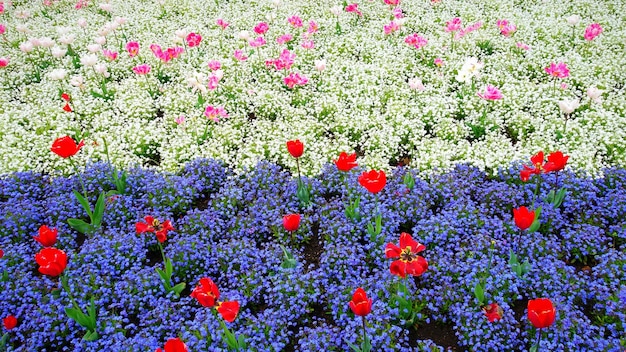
0,0,625,351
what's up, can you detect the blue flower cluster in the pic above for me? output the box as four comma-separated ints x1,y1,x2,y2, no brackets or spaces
0,160,624,351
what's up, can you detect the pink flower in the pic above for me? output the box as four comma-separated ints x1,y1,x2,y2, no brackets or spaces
233,49,248,61
254,22,269,35
186,32,202,47
0,24,6,35
545,62,569,79
384,0,399,5
345,3,362,16
207,60,221,71
496,19,509,29
207,74,220,90
126,41,139,57
307,21,319,34
204,105,229,122
478,85,503,100
132,64,151,75
249,36,266,48
175,115,185,125
392,7,404,19
102,49,118,61
445,17,462,32
288,15,303,28
516,42,530,50
434,57,444,67
276,34,293,45
284,72,308,89
584,23,602,41
0,57,8,68
405,33,428,49
384,20,401,35
216,18,230,30
301,40,314,49
455,21,482,40
500,24,517,37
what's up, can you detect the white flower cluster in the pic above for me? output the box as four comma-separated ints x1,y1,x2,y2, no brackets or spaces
0,0,624,176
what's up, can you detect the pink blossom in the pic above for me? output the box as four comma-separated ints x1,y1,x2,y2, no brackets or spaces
0,2,4,14
175,115,185,125
207,60,221,70
384,0,399,5
186,32,202,47
384,20,401,35
207,74,220,91
276,33,293,45
288,15,303,28
301,40,315,49
455,21,482,40
405,33,428,49
266,49,296,70
233,49,248,61
392,7,404,19
102,49,118,61
150,44,163,58
560,83,567,90
0,24,6,35
584,23,602,41
434,58,444,67
496,19,508,29
284,72,308,89
216,18,230,30
249,36,266,48
516,42,530,50
307,21,319,34
0,57,8,68
126,41,139,57
345,3,362,16
478,85,503,100
500,23,517,37
132,64,151,75
545,62,569,78
445,17,462,32
204,105,228,122
254,22,269,35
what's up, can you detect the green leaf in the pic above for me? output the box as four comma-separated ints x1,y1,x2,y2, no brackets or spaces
172,282,186,295
474,282,485,305
165,258,173,278
1,270,8,282
527,207,542,233
279,245,297,269
67,218,92,235
83,330,99,341
87,297,97,330
237,334,247,348
155,268,169,283
73,190,93,217
346,339,362,352
91,192,106,228
65,307,91,329
1,333,9,350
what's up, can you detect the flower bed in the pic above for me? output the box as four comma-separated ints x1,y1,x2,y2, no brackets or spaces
0,0,625,174
1,158,625,351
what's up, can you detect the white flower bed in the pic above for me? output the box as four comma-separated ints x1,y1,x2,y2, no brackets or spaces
0,0,625,175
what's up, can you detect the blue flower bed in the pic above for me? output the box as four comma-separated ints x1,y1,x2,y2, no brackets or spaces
0,159,625,351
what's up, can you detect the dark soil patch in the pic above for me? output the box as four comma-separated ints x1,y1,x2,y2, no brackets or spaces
192,194,211,211
409,320,464,351
144,245,162,267
511,299,526,327
398,221,416,235
74,230,87,248
302,222,324,270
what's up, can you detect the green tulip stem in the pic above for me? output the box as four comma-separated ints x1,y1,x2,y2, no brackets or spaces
61,274,81,311
157,242,167,264
554,172,560,191
532,174,542,208
68,157,88,200
361,315,368,351
296,158,302,186
536,328,543,352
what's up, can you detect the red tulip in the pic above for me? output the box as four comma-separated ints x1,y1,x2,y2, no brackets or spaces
35,247,67,277
334,152,358,172
513,206,535,231
543,151,569,173
3,315,17,330
61,93,71,101
520,151,545,181
155,337,188,352
527,298,556,329
349,287,372,317
217,301,240,322
385,232,428,278
0,248,3,259
282,214,301,232
34,225,58,247
63,103,73,112
483,303,503,322
358,170,386,194
286,140,304,158
190,277,220,308
51,136,84,158
136,216,174,243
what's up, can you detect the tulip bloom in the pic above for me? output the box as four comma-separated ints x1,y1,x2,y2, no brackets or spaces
216,301,240,322
385,232,428,278
282,214,301,232
0,248,3,259
51,136,84,158
584,23,602,41
527,298,556,329
61,93,71,102
186,32,202,47
190,277,220,308
35,247,67,277
334,152,358,172
478,85,503,101
349,287,372,316
286,140,304,158
520,151,545,182
136,216,174,243
544,62,569,79
126,41,140,57
513,206,535,231
3,315,17,330
543,151,569,173
63,103,73,112
34,225,58,247
483,303,504,322
358,170,386,194
156,337,188,352
254,22,269,35
132,64,151,75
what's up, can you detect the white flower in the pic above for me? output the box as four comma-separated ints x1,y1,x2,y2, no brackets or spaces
558,99,580,114
186,73,207,94
15,10,30,19
80,54,98,67
109,21,120,31
213,69,224,80
77,18,88,28
94,63,110,77
29,38,41,47
456,57,483,84
48,69,67,80
115,17,127,25
566,15,580,26
272,0,281,7
19,41,34,53
408,78,425,91
56,27,71,36
70,75,85,88
95,36,107,45
87,44,101,53
39,37,55,48
15,24,30,34
51,46,67,58
99,3,112,12
238,30,250,41
314,59,327,71
586,87,603,104
330,6,342,16
59,35,75,45
175,29,188,39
